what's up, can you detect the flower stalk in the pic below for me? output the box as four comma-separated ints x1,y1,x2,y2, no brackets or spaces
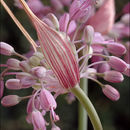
70,84,103,130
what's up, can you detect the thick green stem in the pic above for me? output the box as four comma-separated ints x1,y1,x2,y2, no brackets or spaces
78,78,88,130
71,84,103,130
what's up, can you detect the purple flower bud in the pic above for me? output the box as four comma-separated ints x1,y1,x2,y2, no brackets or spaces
108,56,127,72
98,63,110,73
121,13,130,25
1,95,21,107
31,66,46,79
106,42,126,56
102,85,120,101
0,42,15,56
20,76,36,88
5,79,21,90
40,88,57,111
31,110,46,130
61,0,72,6
103,71,124,83
6,58,20,70
0,80,4,98
19,60,31,72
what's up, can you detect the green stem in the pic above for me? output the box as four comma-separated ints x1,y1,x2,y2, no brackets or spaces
78,78,88,130
70,84,103,130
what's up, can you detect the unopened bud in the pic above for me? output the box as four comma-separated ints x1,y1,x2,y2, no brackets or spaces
46,13,59,30
6,58,20,70
108,56,127,72
33,52,44,60
103,71,124,83
19,60,31,72
32,110,46,130
83,25,94,45
29,56,41,66
98,63,110,73
5,79,21,90
106,42,126,56
123,64,130,77
102,85,120,101
31,66,46,79
40,88,57,111
121,13,130,25
1,95,21,107
0,42,15,56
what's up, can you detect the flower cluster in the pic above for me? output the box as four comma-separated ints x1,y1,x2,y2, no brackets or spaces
0,0,129,129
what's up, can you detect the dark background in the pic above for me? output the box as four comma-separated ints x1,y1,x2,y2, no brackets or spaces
0,0,130,130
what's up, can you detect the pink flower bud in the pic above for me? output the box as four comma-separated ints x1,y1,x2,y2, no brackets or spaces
51,0,63,11
0,42,15,56
98,63,110,73
20,76,36,88
123,64,130,77
40,88,57,111
0,80,4,98
106,42,126,56
59,13,76,35
31,110,46,130
83,25,94,44
102,85,120,101
19,60,31,72
121,13,130,25
108,56,127,72
31,66,46,79
103,71,124,83
69,0,92,22
61,0,72,6
6,58,20,70
5,79,21,90
1,95,21,107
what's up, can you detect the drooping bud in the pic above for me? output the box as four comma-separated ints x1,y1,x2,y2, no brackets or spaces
123,64,130,77
0,42,15,56
19,60,31,72
102,85,120,101
6,58,20,70
19,0,80,89
103,71,124,83
40,88,57,111
106,42,126,56
83,25,94,45
5,79,21,90
108,56,127,72
31,66,46,79
31,110,46,130
1,95,21,107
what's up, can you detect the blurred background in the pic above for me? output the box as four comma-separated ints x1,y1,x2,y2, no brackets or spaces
0,0,130,130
